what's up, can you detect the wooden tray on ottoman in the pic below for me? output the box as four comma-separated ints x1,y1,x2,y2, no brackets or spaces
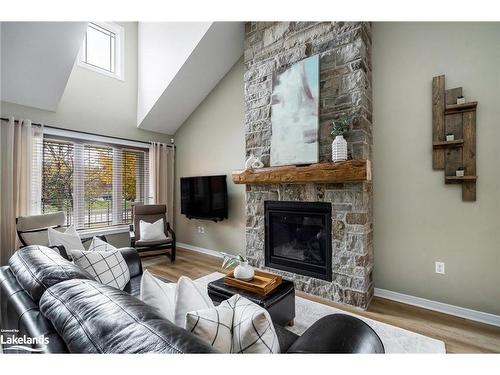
224,270,282,295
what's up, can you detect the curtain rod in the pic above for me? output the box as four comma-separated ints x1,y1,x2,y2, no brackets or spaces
0,117,174,148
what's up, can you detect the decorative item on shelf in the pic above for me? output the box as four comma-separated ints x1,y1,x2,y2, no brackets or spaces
446,133,455,141
251,156,264,169
221,253,255,281
456,95,466,105
245,153,259,169
331,111,358,162
456,167,465,177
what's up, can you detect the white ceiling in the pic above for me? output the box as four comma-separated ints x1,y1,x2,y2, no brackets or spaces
137,22,244,135
0,21,244,132
1,22,87,111
137,22,212,127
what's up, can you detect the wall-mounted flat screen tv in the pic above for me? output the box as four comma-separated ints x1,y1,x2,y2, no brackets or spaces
180,175,228,222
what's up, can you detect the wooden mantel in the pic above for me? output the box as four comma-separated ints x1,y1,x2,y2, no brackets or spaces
232,160,371,185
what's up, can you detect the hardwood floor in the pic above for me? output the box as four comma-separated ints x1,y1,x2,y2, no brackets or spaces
142,247,500,354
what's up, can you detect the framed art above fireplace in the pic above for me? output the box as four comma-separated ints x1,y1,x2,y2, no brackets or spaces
270,54,320,166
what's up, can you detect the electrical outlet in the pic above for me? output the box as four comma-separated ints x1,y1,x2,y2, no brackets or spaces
435,261,445,275
197,226,205,234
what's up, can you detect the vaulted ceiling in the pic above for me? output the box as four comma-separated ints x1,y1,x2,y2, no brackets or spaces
136,22,244,134
1,22,244,134
1,22,88,111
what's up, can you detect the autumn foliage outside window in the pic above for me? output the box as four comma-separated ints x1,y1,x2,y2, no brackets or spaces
41,136,149,229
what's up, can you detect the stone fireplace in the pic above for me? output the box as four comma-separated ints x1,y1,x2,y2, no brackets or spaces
243,22,373,309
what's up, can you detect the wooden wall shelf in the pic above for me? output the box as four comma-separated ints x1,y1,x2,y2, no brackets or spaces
432,75,477,201
445,176,477,184
232,160,371,185
445,102,478,114
432,140,464,148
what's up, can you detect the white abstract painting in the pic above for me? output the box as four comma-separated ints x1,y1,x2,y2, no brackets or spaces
270,54,319,166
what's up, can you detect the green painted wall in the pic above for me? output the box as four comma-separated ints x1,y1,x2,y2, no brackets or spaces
372,22,500,314
173,58,245,256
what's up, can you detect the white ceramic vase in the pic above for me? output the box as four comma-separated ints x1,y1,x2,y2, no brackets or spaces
332,135,348,162
234,261,255,281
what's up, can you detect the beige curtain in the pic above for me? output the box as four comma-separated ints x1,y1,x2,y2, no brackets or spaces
0,118,41,265
149,142,175,226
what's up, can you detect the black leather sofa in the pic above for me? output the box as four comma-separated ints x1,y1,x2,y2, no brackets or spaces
0,245,384,354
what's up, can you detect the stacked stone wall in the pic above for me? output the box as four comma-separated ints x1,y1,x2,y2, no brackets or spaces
244,22,373,308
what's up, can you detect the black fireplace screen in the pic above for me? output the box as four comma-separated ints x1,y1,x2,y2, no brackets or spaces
265,201,332,281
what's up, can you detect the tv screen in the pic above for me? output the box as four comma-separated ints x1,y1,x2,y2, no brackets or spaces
180,175,228,222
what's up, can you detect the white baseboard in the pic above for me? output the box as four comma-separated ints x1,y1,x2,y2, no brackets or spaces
177,242,224,258
177,243,500,328
375,288,500,327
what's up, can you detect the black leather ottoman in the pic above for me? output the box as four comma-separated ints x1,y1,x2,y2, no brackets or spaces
207,277,295,327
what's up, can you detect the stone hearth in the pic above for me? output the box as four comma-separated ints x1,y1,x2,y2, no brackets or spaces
244,22,373,309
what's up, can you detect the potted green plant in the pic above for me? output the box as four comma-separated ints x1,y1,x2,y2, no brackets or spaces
221,253,255,281
331,111,358,162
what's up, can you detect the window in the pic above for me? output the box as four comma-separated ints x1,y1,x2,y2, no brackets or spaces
78,22,124,80
41,139,74,225
38,134,149,230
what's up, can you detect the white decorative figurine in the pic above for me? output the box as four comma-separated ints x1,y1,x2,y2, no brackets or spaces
245,153,258,169
245,153,264,169
251,158,264,169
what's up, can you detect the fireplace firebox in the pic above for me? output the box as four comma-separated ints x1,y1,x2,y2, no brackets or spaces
264,201,332,281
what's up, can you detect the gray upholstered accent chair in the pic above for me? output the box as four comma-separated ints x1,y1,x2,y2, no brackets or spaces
16,212,105,259
131,204,176,261
16,212,65,246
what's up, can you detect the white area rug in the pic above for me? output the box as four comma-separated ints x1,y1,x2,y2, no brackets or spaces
196,272,446,354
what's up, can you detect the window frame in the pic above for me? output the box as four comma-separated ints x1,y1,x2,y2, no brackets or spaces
77,22,125,81
38,127,150,233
